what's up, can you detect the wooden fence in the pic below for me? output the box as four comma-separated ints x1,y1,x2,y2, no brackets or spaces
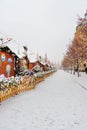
0,71,55,103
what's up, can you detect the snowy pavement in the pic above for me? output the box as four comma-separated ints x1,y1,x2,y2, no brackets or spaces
0,70,87,130
69,71,87,91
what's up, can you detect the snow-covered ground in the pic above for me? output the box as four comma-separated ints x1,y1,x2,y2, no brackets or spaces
0,70,87,130
69,71,87,90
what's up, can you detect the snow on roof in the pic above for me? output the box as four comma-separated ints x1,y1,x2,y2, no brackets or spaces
40,61,46,65
0,33,51,64
0,40,27,58
29,53,38,63
38,57,47,65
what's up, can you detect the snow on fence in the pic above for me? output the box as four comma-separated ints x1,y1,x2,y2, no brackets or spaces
0,70,56,103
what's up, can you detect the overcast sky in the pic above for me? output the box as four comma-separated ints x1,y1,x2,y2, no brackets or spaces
0,0,87,63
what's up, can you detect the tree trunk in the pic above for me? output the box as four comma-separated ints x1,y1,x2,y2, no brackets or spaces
73,66,75,75
77,64,80,77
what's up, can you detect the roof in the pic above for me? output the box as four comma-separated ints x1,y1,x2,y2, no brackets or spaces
29,54,38,63
0,40,27,58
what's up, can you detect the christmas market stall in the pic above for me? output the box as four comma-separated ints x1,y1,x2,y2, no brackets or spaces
0,34,57,103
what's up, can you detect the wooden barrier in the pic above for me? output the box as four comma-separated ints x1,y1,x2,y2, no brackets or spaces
0,71,56,103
